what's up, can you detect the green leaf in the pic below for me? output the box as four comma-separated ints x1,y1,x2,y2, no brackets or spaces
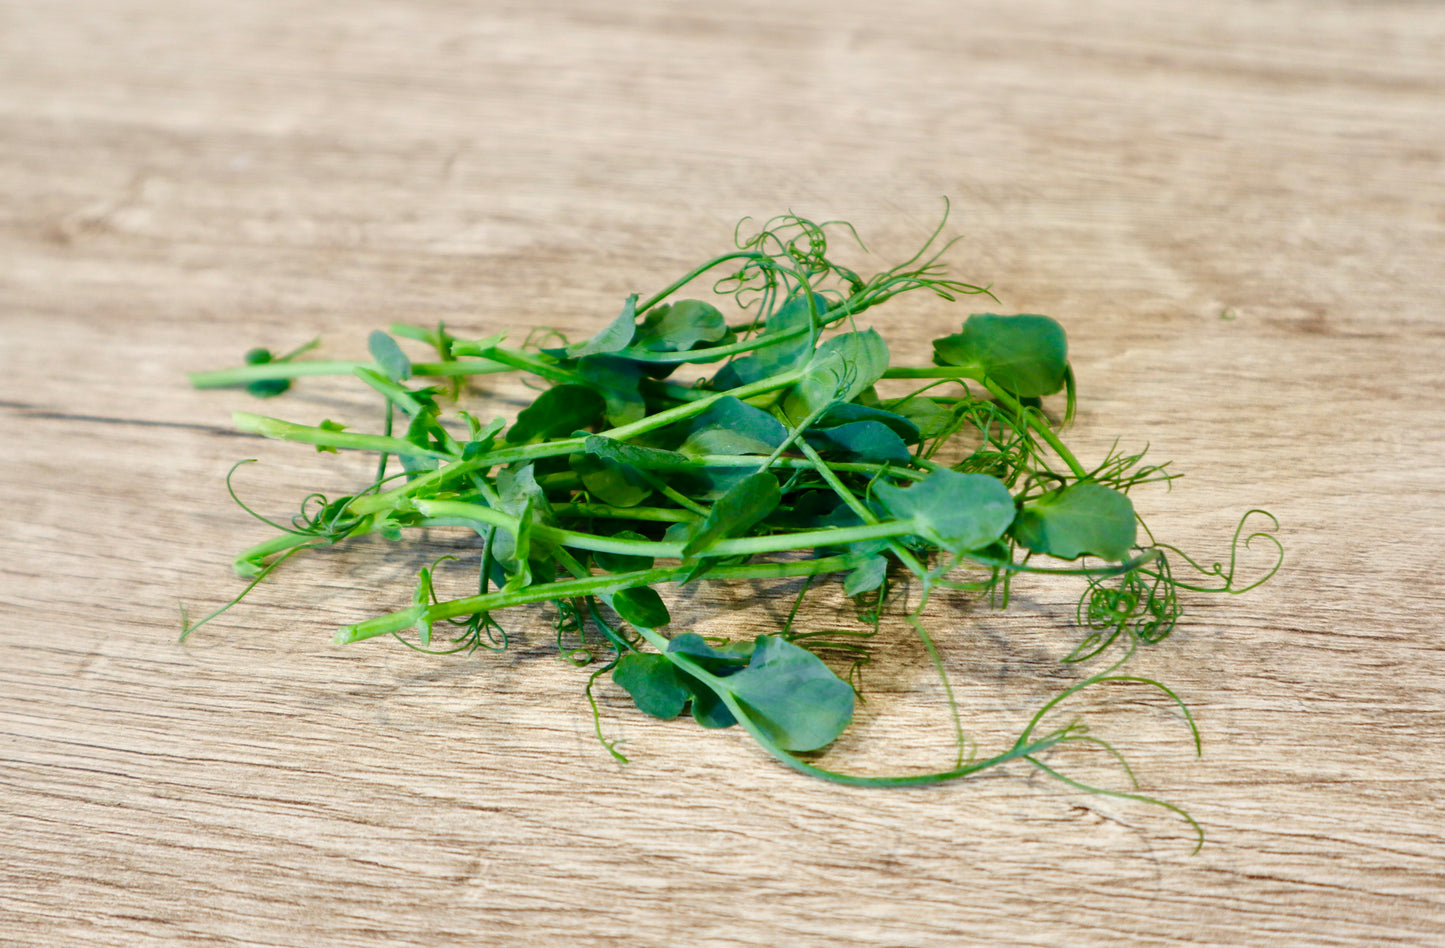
682,471,782,558
672,465,753,501
872,469,1016,554
637,299,727,352
714,291,828,387
809,420,911,465
241,347,292,398
489,464,557,578
931,314,1067,397
496,463,549,514
559,295,637,358
885,396,953,439
666,633,753,729
1011,483,1137,561
570,451,652,507
722,635,854,752
613,653,690,720
505,384,605,443
688,684,738,728
667,632,755,674
314,419,346,454
817,403,921,443
576,355,645,426
584,435,694,472
368,330,413,382
679,397,788,457
609,585,671,629
400,411,443,474
782,329,889,424
843,554,888,596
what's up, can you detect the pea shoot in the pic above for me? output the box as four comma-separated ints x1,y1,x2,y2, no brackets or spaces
186,208,1281,849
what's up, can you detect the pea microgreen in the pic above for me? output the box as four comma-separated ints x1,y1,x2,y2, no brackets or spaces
184,206,1281,850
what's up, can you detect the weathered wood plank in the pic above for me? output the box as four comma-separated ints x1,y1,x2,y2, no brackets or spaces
3,1,1444,945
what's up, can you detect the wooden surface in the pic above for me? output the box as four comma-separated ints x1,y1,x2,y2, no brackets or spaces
4,1,1444,945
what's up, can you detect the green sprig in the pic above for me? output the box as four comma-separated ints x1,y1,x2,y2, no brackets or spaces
184,206,1281,851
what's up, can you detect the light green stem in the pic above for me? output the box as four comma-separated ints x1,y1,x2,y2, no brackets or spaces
977,379,1089,480
337,553,865,642
232,412,455,460
191,359,509,388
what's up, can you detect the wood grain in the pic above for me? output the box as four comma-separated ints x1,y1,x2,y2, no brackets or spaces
3,1,1444,945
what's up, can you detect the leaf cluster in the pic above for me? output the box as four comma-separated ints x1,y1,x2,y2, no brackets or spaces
184,208,1281,849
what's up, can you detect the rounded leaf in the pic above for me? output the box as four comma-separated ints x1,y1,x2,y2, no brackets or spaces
932,314,1067,397
1011,483,1137,561
872,469,1016,554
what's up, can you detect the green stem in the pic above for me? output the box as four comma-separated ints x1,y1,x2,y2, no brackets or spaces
881,368,1090,481
634,251,771,313
354,368,428,418
881,367,978,380
633,468,710,516
552,503,697,523
977,378,1089,480
232,412,455,460
342,370,808,517
411,498,915,560
471,346,582,386
232,531,322,577
627,622,1068,789
795,437,968,765
190,359,509,388
337,553,865,642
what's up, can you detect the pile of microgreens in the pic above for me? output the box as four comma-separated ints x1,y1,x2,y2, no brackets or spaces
185,209,1280,849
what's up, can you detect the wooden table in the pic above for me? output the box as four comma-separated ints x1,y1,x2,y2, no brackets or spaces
4,2,1443,944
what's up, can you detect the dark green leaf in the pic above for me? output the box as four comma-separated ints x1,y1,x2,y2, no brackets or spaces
613,653,690,720
688,684,737,728
558,295,637,358
505,384,605,443
710,356,766,390
682,471,782,557
809,420,911,465
368,330,413,382
576,355,645,426
570,452,652,507
1011,483,1137,561
679,397,788,457
609,585,671,629
245,379,291,398
817,403,921,443
240,347,291,398
872,469,1016,554
637,299,727,352
585,435,694,472
667,632,755,675
671,465,753,501
814,500,888,557
931,314,1067,397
